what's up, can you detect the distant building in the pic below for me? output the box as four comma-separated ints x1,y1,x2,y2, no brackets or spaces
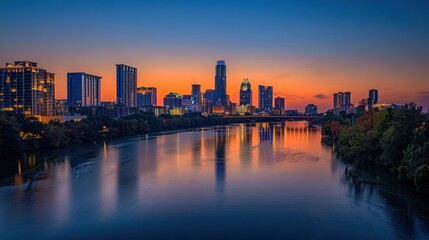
191,84,202,112
239,78,252,106
100,101,115,107
333,91,352,114
258,85,273,112
285,110,299,116
137,86,157,107
214,60,227,105
67,72,101,109
204,89,215,104
305,104,318,116
236,105,256,116
203,99,213,114
168,107,185,116
139,106,165,116
212,105,226,115
203,89,215,114
182,95,193,112
163,92,182,109
271,108,286,116
368,89,378,109
274,97,285,110
0,61,55,116
116,64,137,107
55,99,68,116
78,106,130,118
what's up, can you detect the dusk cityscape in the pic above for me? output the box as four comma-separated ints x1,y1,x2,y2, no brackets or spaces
0,1,429,239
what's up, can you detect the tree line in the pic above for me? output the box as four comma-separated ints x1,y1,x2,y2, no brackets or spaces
0,112,242,157
322,103,429,195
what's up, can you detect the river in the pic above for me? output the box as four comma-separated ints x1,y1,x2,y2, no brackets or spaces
0,122,428,239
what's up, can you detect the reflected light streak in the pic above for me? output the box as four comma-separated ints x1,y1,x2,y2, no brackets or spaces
53,157,71,226
100,144,119,218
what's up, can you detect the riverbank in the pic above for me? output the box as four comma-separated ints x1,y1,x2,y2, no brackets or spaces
322,103,429,195
0,112,249,182
0,112,246,156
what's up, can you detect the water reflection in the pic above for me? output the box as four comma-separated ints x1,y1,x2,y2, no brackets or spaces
0,122,428,239
100,142,118,218
52,157,71,226
341,165,429,239
136,137,158,201
215,128,226,193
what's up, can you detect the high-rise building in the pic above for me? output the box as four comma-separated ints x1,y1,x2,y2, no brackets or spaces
258,85,273,112
163,92,182,108
214,60,227,105
239,78,252,106
333,91,352,114
137,86,157,107
67,72,101,109
204,89,215,104
182,95,193,111
344,92,351,105
333,93,338,109
116,64,137,107
368,89,378,109
274,97,285,110
305,104,318,116
0,61,55,116
54,99,68,116
191,84,202,111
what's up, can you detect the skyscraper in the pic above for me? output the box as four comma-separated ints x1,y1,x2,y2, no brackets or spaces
192,84,202,111
137,86,157,107
0,61,55,116
116,64,137,107
214,60,227,105
67,72,102,108
258,85,273,112
239,78,252,106
368,89,378,109
274,97,285,110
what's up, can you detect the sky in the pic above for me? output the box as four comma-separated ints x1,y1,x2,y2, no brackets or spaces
1,0,429,111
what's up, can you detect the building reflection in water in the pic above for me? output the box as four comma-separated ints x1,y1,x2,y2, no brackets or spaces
100,142,119,218
136,137,158,202
215,127,227,193
259,122,273,142
192,132,202,168
52,156,71,226
239,124,253,168
258,123,274,166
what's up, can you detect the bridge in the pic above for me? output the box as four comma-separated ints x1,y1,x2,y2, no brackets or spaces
223,115,324,126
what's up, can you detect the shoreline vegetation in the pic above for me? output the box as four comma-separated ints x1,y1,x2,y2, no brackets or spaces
322,103,429,195
0,112,247,159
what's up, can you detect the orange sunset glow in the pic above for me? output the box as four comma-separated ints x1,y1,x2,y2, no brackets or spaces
46,53,428,111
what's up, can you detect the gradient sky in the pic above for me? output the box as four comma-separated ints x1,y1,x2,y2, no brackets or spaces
1,0,429,111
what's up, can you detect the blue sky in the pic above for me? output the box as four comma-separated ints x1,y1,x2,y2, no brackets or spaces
1,0,428,110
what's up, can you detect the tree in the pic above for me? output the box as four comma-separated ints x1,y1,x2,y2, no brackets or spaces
0,113,23,156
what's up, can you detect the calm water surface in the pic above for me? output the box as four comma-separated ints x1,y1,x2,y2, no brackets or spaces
0,122,428,239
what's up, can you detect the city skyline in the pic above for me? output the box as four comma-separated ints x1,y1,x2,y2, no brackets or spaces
1,0,429,111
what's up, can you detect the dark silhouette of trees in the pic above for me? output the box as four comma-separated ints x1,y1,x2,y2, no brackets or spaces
0,112,241,158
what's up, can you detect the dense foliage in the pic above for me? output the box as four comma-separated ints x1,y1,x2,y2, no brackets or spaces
323,103,429,195
0,112,241,156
